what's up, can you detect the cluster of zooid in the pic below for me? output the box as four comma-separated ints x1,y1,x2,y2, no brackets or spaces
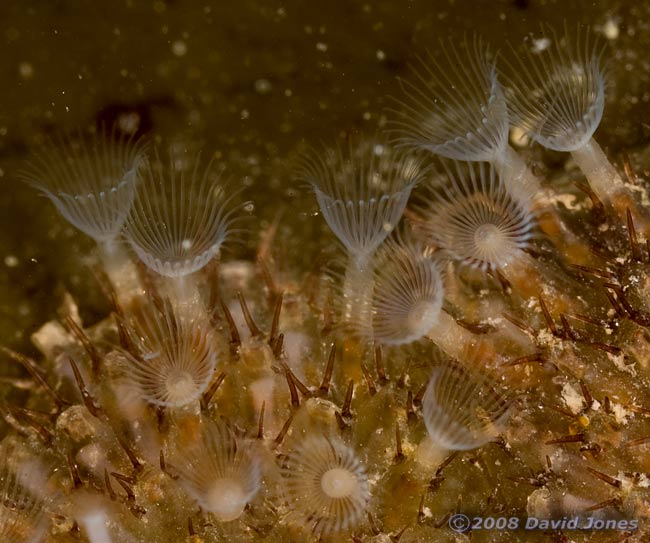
5,25,633,539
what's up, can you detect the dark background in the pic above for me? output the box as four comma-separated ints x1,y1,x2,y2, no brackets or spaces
0,0,646,358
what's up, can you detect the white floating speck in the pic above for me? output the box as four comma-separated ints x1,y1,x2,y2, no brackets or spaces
4,255,18,267
254,78,272,95
603,19,619,40
172,40,187,57
18,62,34,79
532,37,550,54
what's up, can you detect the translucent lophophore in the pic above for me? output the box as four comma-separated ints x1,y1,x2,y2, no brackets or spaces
329,231,478,359
125,146,246,306
299,138,425,270
170,419,262,522
502,24,641,221
390,36,542,203
0,441,53,543
359,233,445,346
411,159,590,317
19,129,148,303
300,138,427,357
115,298,220,409
412,161,536,273
4,22,650,543
389,34,598,266
280,433,370,537
421,352,512,452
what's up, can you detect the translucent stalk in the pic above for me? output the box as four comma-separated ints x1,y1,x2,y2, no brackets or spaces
98,241,142,306
493,144,541,203
427,311,477,360
79,509,113,543
167,273,201,308
571,138,624,202
496,145,596,266
341,255,374,333
427,307,533,361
